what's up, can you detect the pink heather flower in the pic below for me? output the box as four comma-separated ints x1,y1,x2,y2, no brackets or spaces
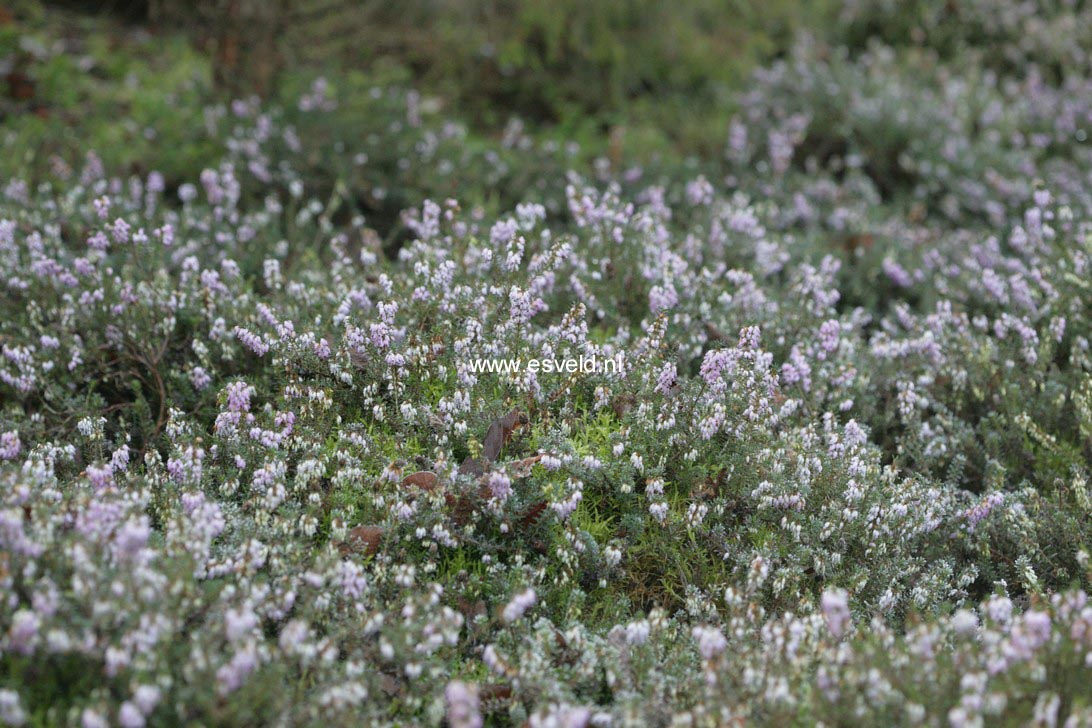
444,681,482,728
338,560,368,601
216,646,258,695
86,230,110,251
1050,316,1066,343
153,223,173,247
167,446,204,485
882,257,913,287
551,487,582,520
110,218,131,244
963,493,1004,531
985,596,1014,625
625,620,651,645
0,430,20,460
117,703,145,728
818,319,840,353
654,362,677,395
821,587,851,638
685,175,714,206
8,610,40,655
1022,610,1052,648
699,349,733,388
508,286,534,325
278,620,313,654
189,366,212,391
111,445,130,473
491,218,518,246
113,517,151,562
233,327,269,356
781,347,812,392
93,195,111,219
648,284,678,314
369,322,391,349
488,472,512,502
225,380,254,413
225,607,259,643
0,689,26,727
86,463,112,490
502,588,536,623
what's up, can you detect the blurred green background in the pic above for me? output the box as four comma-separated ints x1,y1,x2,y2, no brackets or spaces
0,0,831,183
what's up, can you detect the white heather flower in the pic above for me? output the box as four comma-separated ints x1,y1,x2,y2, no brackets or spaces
686,502,708,527
985,596,1013,624
118,702,145,728
692,625,728,660
625,620,651,645
132,686,160,716
482,645,504,675
0,690,26,727
951,609,979,636
529,704,592,728
502,588,537,623
81,709,108,728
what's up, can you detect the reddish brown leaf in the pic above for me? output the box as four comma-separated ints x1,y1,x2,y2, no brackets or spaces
400,470,439,492
703,321,730,343
482,410,528,462
508,454,541,479
340,525,383,556
6,72,35,101
445,491,475,527
455,596,487,621
691,469,727,501
479,683,513,708
611,393,636,419
842,232,874,254
519,501,549,529
458,457,485,477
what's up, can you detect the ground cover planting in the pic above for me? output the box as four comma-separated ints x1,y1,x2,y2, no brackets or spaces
1,1,1091,725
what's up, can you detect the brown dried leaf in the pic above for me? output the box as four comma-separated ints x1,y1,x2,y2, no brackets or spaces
456,596,487,621
400,470,439,492
611,393,636,419
479,683,513,708
703,321,730,343
6,72,35,102
482,409,528,462
842,232,874,254
445,491,474,527
519,501,549,529
340,525,383,556
508,454,542,479
378,672,402,697
458,457,485,477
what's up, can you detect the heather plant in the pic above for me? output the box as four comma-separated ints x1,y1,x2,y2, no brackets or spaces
2,1,1092,726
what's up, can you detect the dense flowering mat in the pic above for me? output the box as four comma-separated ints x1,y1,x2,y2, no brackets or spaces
1,4,1092,725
